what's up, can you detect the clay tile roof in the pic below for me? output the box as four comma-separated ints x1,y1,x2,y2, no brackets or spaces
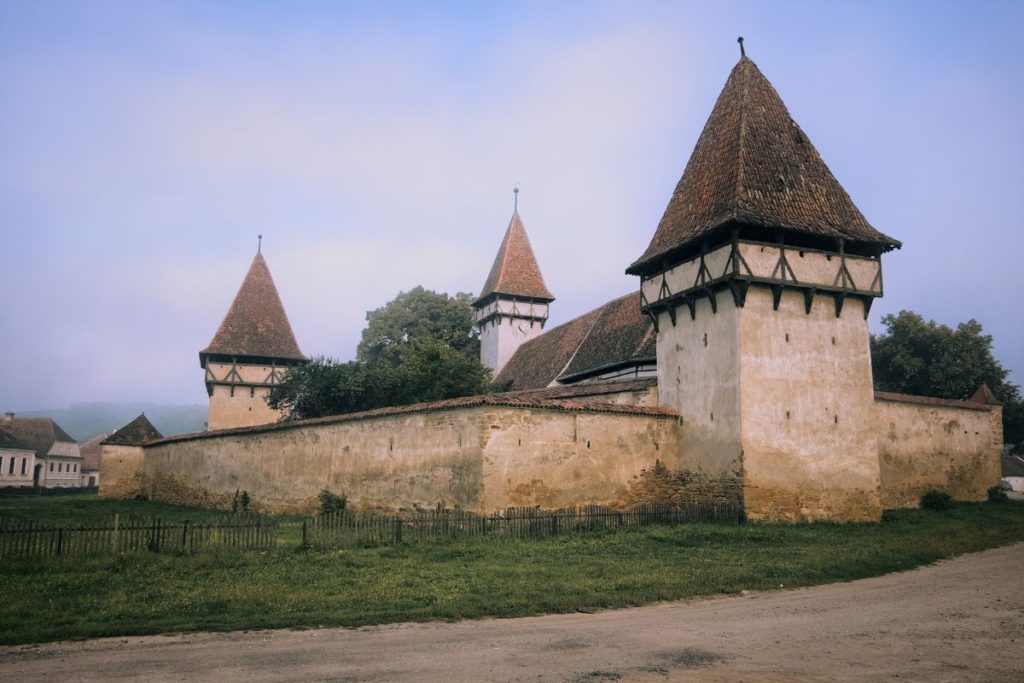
0,417,77,458
475,212,554,305
79,434,107,470
628,57,900,275
560,292,655,381
103,414,164,447
970,384,1001,405
200,253,304,363
502,377,657,401
874,391,991,412
494,292,655,391
494,306,604,391
0,428,33,452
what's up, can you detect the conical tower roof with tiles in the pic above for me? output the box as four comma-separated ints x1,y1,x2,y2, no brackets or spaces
200,253,304,364
475,211,554,306
628,55,900,276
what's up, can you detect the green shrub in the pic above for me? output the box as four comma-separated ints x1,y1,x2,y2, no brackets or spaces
921,490,953,510
318,489,347,515
988,486,1008,503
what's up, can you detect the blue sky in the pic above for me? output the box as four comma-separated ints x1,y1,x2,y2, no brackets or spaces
1,1,1022,409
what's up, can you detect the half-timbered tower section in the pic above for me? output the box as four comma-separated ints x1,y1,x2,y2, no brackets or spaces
473,209,555,376
200,252,306,431
627,56,902,522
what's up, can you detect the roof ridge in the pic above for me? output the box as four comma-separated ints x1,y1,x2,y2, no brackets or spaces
734,57,750,217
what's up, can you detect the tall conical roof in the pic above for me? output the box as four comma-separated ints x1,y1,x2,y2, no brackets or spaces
200,253,304,362
475,211,554,305
628,56,900,275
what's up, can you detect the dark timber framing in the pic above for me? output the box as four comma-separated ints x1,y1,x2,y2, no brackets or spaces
473,293,551,329
640,235,883,328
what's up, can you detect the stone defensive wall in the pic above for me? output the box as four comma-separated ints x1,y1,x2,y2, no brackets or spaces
136,395,689,515
109,386,1002,519
874,392,1003,509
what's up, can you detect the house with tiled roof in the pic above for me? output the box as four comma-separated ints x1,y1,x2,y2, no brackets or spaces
200,247,306,430
0,412,82,488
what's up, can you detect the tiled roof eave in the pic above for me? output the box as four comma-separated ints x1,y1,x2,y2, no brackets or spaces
874,391,994,412
148,395,678,447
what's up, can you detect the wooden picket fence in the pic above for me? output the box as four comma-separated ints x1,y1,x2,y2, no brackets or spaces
0,513,277,559
304,501,741,548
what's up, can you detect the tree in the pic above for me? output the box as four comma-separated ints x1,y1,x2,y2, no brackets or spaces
871,310,1023,447
357,287,479,363
269,289,492,420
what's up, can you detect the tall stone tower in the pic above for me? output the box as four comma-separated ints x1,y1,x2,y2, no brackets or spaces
473,201,554,376
200,249,306,431
627,54,901,522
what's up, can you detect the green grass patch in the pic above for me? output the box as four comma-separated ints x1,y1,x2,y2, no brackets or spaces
1,500,1022,645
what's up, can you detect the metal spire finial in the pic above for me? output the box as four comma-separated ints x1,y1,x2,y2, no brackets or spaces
513,185,519,213
737,36,745,58
257,234,263,254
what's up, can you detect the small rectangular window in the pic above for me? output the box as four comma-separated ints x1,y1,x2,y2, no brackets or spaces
21,458,27,475
58,463,62,472
74,463,78,472
8,458,14,474
0,456,3,474
50,462,54,472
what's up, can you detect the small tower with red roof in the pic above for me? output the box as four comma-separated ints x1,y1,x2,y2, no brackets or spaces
473,194,555,376
200,246,305,430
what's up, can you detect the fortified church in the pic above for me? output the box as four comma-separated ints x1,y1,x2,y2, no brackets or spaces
100,51,1004,522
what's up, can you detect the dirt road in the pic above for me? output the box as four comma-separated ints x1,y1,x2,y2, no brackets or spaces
2,543,1022,682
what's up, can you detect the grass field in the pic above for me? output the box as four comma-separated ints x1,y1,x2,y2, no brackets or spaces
1,494,1022,645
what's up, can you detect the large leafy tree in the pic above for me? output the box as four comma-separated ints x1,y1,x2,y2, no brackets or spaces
871,310,1022,447
269,288,490,419
357,287,479,363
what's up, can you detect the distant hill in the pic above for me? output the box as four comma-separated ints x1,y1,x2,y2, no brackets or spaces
16,403,207,442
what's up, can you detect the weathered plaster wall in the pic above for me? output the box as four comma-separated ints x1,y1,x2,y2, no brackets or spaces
480,409,680,509
738,288,882,522
99,445,146,499
205,361,288,431
0,448,36,487
145,408,488,514
207,385,283,431
141,404,680,515
876,397,1002,508
655,294,743,479
478,312,548,376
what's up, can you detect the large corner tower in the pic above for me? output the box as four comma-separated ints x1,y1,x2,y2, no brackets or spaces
627,52,901,522
200,248,306,431
473,198,554,376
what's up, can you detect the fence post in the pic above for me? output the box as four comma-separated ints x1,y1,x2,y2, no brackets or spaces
302,519,308,547
56,528,64,557
395,518,403,544
182,521,189,550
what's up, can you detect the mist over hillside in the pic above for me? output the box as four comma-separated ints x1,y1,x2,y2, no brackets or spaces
16,403,206,442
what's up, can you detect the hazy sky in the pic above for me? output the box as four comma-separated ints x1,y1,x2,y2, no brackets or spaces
2,1,1022,410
